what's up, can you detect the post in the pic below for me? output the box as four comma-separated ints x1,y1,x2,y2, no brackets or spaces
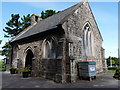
118,48,120,66
110,56,112,67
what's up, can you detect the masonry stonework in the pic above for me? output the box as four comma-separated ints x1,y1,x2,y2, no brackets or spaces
10,1,106,83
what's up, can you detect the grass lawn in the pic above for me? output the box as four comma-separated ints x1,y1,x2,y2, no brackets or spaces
107,70,116,73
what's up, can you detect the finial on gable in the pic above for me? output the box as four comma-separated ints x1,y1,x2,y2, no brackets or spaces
81,0,88,3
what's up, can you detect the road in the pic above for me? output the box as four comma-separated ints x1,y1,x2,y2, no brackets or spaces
1,71,119,89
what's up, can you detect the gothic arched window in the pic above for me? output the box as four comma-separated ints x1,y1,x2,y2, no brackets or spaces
44,41,51,58
82,23,93,56
43,37,57,59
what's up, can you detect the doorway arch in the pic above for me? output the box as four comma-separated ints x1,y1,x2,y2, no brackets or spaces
25,49,34,70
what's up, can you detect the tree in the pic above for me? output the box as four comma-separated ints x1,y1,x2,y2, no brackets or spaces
106,57,119,66
2,10,60,57
3,14,22,38
112,60,115,65
41,10,60,19
106,56,110,66
1,42,11,57
21,14,31,30
111,57,119,65
2,14,31,57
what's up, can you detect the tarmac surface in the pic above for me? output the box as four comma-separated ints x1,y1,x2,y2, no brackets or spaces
1,71,120,89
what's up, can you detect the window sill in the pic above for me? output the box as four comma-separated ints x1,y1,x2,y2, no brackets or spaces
42,57,62,60
57,56,63,59
42,58,56,60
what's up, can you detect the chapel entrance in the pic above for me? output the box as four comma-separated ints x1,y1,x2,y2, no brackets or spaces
25,49,34,70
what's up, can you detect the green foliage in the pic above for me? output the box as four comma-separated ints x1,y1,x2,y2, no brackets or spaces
9,64,16,70
0,60,5,68
3,14,22,37
106,57,119,66
2,10,60,57
0,68,6,71
3,10,60,38
41,9,60,19
108,67,117,70
107,70,116,73
112,60,115,65
22,66,31,72
113,66,120,80
2,14,31,57
21,14,31,30
1,42,11,57
3,14,31,38
116,66,120,69
0,60,6,71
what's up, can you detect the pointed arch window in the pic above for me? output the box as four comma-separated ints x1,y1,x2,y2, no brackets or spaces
43,37,57,59
82,23,93,56
44,41,51,58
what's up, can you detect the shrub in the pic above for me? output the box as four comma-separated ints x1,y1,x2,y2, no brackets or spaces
22,66,31,72
113,67,120,80
108,67,117,70
116,67,120,69
0,60,6,71
9,65,16,70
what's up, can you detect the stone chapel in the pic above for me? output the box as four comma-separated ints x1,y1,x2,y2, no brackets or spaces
10,0,106,83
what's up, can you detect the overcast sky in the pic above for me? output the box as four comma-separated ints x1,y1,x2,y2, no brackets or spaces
0,1,118,59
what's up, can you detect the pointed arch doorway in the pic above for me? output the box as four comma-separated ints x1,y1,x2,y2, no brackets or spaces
25,49,34,71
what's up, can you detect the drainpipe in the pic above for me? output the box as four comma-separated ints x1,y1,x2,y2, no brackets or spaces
10,43,13,67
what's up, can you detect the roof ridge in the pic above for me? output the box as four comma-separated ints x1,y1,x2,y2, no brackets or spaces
10,1,86,43
10,23,37,42
59,2,84,24
36,1,83,26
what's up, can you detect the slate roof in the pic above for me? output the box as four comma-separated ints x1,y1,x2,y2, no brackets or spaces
10,0,103,43
10,1,84,43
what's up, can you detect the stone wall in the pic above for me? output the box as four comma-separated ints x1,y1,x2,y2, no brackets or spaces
12,30,65,83
62,1,105,82
11,1,106,83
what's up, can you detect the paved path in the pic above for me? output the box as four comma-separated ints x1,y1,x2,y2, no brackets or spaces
1,71,119,88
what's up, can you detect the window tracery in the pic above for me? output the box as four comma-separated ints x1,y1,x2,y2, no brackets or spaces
82,22,93,57
43,37,57,59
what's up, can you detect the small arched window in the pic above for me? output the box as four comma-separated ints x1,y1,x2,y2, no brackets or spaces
43,37,57,59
